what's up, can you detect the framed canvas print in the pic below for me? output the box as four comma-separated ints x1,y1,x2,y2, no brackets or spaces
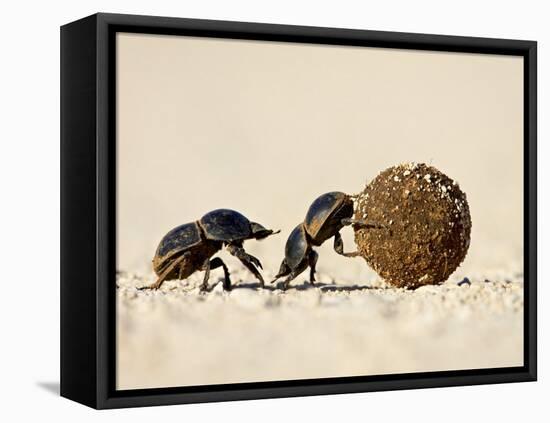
60,13,537,409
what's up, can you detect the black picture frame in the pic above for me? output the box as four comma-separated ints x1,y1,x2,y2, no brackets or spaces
60,12,537,409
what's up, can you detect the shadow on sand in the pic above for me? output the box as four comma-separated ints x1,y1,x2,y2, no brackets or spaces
228,281,379,293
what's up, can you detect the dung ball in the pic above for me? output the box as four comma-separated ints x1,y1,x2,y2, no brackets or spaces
354,163,471,289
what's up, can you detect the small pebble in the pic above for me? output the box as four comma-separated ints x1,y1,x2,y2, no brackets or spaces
457,277,471,287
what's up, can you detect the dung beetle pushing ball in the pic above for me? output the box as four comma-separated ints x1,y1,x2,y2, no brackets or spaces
141,209,279,291
271,192,378,290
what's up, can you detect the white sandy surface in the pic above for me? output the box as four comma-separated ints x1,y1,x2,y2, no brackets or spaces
116,265,523,390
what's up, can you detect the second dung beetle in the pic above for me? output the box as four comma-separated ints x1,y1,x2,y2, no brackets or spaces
141,209,279,291
271,192,380,290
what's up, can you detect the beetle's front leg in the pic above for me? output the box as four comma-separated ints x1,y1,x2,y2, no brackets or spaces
280,268,304,291
333,231,361,258
271,259,291,284
227,244,265,288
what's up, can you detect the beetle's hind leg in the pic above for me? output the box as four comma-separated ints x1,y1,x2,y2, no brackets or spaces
200,259,212,292
140,253,188,290
333,231,361,258
308,250,319,285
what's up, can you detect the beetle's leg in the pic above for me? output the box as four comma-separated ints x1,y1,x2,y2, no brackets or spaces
226,244,263,269
209,257,232,290
308,250,319,285
227,244,265,288
244,260,265,288
140,253,188,290
274,257,310,290
200,259,211,292
333,231,361,258
280,270,303,291
270,259,291,284
272,259,310,290
333,231,345,255
341,218,385,229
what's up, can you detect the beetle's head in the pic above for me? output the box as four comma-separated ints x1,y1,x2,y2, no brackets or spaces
250,222,280,240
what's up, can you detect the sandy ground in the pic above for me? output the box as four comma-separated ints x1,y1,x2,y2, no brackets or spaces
116,263,523,390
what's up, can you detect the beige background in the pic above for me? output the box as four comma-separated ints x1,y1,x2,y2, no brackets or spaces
116,33,524,389
117,33,523,279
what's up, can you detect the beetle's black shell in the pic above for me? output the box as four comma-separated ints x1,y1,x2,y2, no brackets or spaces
285,224,309,270
156,222,202,258
304,192,353,245
200,209,251,242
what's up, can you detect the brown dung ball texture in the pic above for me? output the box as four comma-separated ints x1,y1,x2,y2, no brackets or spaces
354,163,471,289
